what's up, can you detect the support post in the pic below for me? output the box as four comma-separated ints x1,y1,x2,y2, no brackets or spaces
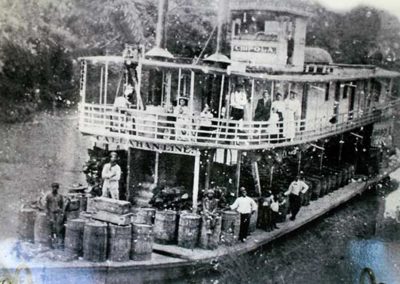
154,152,160,185
297,149,302,175
192,150,201,212
165,71,172,107
104,61,109,105
235,151,242,197
204,151,213,190
177,68,182,97
250,79,255,119
126,148,131,202
99,67,104,104
338,134,344,166
251,161,262,197
189,71,195,115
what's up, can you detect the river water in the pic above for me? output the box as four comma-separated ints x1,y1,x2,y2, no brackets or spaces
166,176,400,284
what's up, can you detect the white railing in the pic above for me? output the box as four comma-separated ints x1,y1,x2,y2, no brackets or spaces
79,101,399,150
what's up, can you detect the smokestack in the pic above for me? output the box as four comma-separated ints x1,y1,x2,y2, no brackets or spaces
204,0,230,65
146,0,174,58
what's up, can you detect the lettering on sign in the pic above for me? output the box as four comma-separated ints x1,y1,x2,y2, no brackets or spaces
232,45,277,54
129,140,197,156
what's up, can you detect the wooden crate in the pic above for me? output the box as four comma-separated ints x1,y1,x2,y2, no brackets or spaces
93,197,131,215
92,211,133,226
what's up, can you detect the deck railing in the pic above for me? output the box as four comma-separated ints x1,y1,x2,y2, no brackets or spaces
79,101,399,150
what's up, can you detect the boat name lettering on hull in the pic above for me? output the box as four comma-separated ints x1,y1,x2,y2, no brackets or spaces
129,141,197,155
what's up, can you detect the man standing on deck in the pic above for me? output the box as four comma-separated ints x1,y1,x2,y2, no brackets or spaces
101,152,122,200
230,86,248,120
44,182,64,247
230,187,257,242
254,90,272,122
285,175,309,220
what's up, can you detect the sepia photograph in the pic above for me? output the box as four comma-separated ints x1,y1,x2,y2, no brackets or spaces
1,0,400,283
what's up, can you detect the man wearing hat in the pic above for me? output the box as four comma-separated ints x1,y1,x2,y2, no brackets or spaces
230,187,257,242
44,182,64,246
202,189,219,234
284,175,309,220
101,152,122,200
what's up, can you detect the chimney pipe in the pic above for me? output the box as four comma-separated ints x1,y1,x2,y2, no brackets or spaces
204,0,230,65
155,0,168,48
146,0,173,58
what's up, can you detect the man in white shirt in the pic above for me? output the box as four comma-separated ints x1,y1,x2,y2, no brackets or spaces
101,152,122,200
284,175,309,220
230,187,257,242
230,86,248,120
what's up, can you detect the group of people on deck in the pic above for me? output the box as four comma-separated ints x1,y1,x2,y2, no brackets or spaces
253,89,301,141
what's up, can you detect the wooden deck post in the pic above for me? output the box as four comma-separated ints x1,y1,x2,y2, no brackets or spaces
154,152,160,185
338,134,344,166
204,151,213,190
235,151,242,197
177,68,182,97
99,67,104,104
190,71,195,114
165,71,172,107
104,61,109,105
251,161,262,197
126,147,131,202
192,150,201,212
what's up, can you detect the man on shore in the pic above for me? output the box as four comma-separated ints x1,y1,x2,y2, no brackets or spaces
101,152,122,200
285,175,309,220
44,182,64,247
230,187,257,242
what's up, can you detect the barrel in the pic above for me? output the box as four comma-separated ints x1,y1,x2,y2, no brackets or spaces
220,210,240,245
306,177,321,200
108,224,132,262
153,210,178,244
177,213,201,249
199,215,222,250
132,208,156,225
34,212,52,247
64,219,86,257
83,221,108,262
79,194,88,212
18,208,37,242
131,223,153,261
66,210,80,221
249,205,258,233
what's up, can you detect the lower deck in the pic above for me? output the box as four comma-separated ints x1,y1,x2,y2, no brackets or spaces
7,162,400,284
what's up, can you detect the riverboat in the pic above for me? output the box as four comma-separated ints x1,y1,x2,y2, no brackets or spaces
9,0,400,283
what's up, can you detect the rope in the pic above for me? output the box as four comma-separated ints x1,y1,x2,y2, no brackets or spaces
195,25,218,64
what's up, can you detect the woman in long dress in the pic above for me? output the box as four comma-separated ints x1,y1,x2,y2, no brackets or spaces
266,107,280,143
271,93,285,139
174,98,190,140
284,91,301,141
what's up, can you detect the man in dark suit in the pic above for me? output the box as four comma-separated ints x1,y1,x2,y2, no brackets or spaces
254,90,272,121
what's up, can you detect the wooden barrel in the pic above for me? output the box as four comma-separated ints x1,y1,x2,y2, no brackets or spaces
177,213,201,249
64,219,86,257
79,194,88,212
132,208,156,225
83,221,108,262
220,210,240,245
199,216,222,250
34,212,52,247
66,210,80,221
18,208,37,242
108,224,132,262
131,223,153,261
153,210,178,244
249,205,258,233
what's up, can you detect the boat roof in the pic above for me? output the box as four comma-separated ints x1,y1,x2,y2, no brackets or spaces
229,0,314,17
79,56,400,82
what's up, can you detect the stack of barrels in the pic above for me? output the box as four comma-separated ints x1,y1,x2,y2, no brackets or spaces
151,209,241,250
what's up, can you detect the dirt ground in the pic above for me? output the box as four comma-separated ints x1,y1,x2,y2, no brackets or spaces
0,110,90,240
